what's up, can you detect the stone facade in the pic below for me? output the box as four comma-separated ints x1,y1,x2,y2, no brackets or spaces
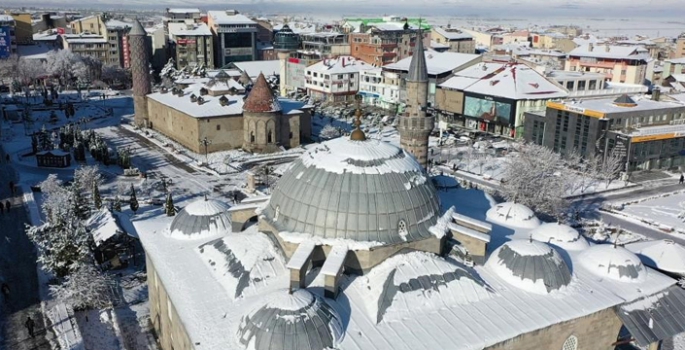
485,307,623,350
399,79,433,168
130,21,152,127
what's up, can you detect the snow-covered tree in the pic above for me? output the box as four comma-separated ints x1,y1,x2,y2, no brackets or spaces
26,215,92,278
564,149,600,194
113,196,122,212
129,184,139,213
17,58,47,90
49,263,111,310
69,183,89,220
499,143,571,220
40,174,63,195
101,65,130,88
74,165,102,193
74,56,102,85
320,124,341,139
45,49,81,88
165,192,175,217
38,124,53,151
93,183,102,210
472,151,490,175
599,149,624,188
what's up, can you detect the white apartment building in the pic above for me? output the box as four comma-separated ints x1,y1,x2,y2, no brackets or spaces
304,56,374,102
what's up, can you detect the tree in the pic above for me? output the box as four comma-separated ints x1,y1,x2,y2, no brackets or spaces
26,216,92,278
0,54,20,91
74,165,102,193
93,183,102,210
69,183,89,220
129,184,139,213
113,196,122,212
102,65,131,88
49,263,112,310
599,149,624,188
45,49,81,88
17,58,47,90
165,192,175,217
38,124,53,151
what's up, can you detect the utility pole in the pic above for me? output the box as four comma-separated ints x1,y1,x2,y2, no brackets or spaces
199,137,212,164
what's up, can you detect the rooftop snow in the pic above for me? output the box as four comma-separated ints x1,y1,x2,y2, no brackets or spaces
546,70,606,80
384,51,481,76
486,202,541,229
168,22,212,37
306,56,375,75
231,60,280,79
553,95,685,114
569,44,650,61
578,245,646,283
147,83,245,118
626,239,685,275
667,57,685,64
87,208,123,246
207,11,256,25
530,223,589,251
167,8,200,14
433,27,473,40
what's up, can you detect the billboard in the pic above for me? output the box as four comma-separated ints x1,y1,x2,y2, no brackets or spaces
0,26,11,59
463,94,514,125
286,59,308,90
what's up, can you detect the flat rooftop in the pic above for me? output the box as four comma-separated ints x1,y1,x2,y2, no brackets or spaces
551,96,685,115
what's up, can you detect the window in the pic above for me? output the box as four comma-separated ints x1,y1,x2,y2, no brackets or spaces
398,219,407,237
216,124,221,131
250,131,255,142
562,335,578,350
267,131,273,143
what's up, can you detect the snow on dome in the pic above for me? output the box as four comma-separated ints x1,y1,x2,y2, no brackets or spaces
625,239,685,276
236,289,344,350
486,239,572,294
262,137,441,246
530,223,590,251
486,202,541,229
578,244,646,282
168,198,231,240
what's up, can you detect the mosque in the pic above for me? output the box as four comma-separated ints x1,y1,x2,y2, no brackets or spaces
132,28,685,350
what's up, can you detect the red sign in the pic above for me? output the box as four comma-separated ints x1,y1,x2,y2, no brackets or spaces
288,57,300,64
177,39,196,45
56,27,65,35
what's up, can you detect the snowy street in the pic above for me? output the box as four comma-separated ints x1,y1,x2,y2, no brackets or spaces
0,147,53,350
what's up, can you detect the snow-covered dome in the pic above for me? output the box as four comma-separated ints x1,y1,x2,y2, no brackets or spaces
262,137,440,246
578,244,646,282
486,202,541,229
530,223,590,251
236,289,344,350
168,198,232,240
486,239,572,294
626,239,685,276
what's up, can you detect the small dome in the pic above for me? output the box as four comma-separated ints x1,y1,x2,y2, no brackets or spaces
626,239,685,275
578,244,646,282
168,198,231,240
530,223,590,251
236,289,344,350
486,202,541,229
486,239,572,294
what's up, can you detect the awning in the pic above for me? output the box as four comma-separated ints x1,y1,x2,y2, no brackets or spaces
616,285,685,346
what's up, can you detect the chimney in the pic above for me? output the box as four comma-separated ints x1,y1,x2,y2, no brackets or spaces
652,86,661,101
588,43,594,52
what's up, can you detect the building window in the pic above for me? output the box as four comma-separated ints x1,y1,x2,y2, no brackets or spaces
267,131,273,143
250,131,255,143
562,335,578,350
216,124,221,131
398,219,408,237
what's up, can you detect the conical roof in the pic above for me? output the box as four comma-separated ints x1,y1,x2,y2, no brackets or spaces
613,94,637,107
243,73,281,113
407,31,428,82
129,19,146,36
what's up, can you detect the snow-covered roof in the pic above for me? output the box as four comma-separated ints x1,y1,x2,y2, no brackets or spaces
105,19,132,30
569,44,650,61
63,34,107,44
147,83,245,118
486,202,541,229
87,208,123,246
231,60,280,79
545,70,606,80
167,8,200,14
168,199,231,240
550,95,685,115
168,22,212,37
626,239,685,276
667,57,685,64
33,32,59,41
0,15,14,22
486,239,572,295
17,44,54,60
433,27,473,40
578,244,646,283
439,62,504,90
529,223,590,251
306,56,375,75
383,51,481,76
207,11,256,25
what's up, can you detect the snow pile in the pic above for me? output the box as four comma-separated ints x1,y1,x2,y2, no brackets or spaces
278,231,385,250
429,206,456,239
184,199,231,216
197,233,288,300
626,239,685,276
486,202,541,229
578,244,647,283
263,288,314,311
300,137,424,175
87,208,123,246
530,223,590,251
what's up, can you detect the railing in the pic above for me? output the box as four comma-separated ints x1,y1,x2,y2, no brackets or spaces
568,86,648,97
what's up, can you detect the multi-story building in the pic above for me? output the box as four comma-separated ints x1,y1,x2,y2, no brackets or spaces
350,24,430,66
298,32,349,60
147,24,168,73
524,92,685,171
0,15,16,58
70,15,129,67
207,10,258,67
304,56,374,102
663,57,685,79
61,33,112,69
673,33,685,59
168,22,214,69
530,32,576,52
546,70,647,98
6,11,32,45
165,8,201,24
105,20,134,68
431,27,475,54
565,43,652,84
434,62,568,137
460,27,509,49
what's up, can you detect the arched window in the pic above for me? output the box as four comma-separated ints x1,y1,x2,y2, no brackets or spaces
267,131,273,144
562,335,578,350
398,219,408,239
250,131,255,143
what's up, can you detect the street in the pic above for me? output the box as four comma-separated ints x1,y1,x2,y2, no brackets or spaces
0,148,52,350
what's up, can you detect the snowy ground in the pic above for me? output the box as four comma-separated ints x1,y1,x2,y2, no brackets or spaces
621,191,685,234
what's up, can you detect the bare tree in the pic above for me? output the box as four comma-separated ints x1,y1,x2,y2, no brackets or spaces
564,148,600,194
17,58,47,91
0,54,20,88
599,149,624,188
45,49,81,88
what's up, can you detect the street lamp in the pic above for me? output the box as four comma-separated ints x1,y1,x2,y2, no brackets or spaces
199,137,212,165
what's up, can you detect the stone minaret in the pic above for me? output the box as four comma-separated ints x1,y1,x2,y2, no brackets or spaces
129,19,151,127
398,30,433,169
277,50,290,98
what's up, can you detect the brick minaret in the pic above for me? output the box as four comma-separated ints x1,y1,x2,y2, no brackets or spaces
398,30,433,169
129,19,151,127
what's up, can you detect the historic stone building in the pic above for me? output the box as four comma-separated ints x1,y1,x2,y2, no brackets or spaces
129,19,152,127
398,30,434,168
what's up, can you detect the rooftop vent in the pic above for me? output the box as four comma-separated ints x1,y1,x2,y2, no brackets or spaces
197,96,205,105
199,87,208,96
219,95,229,106
190,94,197,102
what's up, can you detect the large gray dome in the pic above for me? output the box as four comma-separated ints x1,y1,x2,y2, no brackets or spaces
236,289,344,350
262,137,441,245
168,198,231,240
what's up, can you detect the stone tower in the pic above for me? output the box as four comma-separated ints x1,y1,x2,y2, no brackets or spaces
277,51,290,98
243,73,282,153
129,19,151,127
398,31,433,169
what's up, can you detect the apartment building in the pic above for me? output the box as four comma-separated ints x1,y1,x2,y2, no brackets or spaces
6,11,32,45
676,33,685,59
168,22,214,69
207,10,258,67
298,32,349,60
349,23,430,66
61,33,110,64
304,56,374,102
70,15,129,67
565,43,652,84
431,27,475,54
546,70,647,98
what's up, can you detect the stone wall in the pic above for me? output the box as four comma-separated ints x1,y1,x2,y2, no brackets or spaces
147,253,194,350
242,111,282,153
197,115,244,153
485,307,623,350
147,98,202,153
435,88,465,115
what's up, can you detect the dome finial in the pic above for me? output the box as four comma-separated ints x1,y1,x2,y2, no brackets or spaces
204,193,208,201
350,94,366,141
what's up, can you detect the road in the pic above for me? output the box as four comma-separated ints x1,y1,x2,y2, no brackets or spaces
0,149,52,350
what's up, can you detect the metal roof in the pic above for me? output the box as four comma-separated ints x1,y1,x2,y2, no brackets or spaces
236,289,343,350
169,199,232,239
407,32,428,82
129,19,146,36
617,285,685,346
